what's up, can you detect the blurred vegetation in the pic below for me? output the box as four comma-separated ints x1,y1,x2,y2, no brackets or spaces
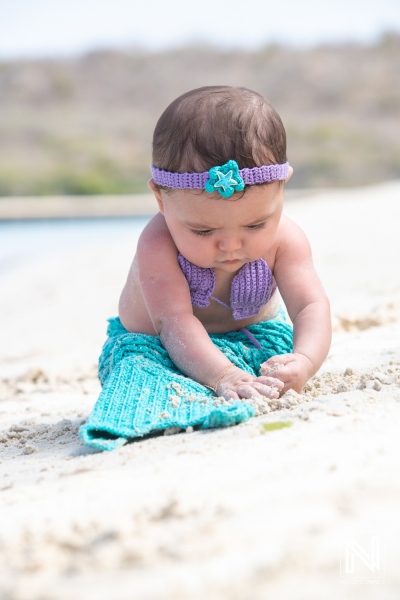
0,33,399,195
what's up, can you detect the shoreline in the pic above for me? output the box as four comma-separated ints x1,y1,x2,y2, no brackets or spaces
0,186,364,220
0,194,159,220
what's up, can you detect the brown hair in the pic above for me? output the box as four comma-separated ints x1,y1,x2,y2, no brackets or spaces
152,86,287,173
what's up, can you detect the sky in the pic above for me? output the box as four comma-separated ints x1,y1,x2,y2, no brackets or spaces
0,0,399,59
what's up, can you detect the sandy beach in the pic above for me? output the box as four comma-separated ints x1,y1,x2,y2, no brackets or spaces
1,182,400,599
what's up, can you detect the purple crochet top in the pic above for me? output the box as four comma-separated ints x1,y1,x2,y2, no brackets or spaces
178,254,276,320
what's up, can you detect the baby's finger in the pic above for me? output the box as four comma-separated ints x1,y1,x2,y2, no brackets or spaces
261,364,295,384
251,382,280,399
260,355,292,375
235,384,262,399
254,375,284,390
221,389,240,401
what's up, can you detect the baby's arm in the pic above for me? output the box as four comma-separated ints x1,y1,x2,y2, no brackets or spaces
133,214,283,400
262,218,331,393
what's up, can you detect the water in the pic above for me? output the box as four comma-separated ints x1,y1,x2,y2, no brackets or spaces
0,217,149,272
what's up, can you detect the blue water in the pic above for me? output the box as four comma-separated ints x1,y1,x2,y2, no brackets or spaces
0,217,149,272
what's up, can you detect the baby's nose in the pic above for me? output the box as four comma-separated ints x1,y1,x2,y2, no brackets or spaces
218,233,242,252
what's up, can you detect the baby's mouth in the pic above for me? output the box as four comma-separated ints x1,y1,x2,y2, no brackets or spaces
220,258,242,264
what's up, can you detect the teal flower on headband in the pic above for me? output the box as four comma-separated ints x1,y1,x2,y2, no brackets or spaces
205,160,245,198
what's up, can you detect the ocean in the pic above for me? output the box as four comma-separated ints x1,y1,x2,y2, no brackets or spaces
0,217,149,272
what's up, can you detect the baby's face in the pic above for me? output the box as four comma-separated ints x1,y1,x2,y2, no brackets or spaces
158,183,285,272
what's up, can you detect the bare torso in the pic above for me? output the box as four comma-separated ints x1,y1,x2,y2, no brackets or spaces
119,244,281,335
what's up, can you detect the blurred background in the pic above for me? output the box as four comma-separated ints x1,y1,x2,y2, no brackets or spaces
0,0,399,197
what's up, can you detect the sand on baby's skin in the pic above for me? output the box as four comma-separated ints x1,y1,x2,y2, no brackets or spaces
1,181,400,600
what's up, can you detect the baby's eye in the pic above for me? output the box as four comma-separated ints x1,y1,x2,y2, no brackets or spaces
191,229,213,236
246,222,266,231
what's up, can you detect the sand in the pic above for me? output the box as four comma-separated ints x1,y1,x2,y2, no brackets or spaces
1,181,400,600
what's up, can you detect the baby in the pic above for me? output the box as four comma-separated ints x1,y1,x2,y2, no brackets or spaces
119,86,331,400
80,85,331,450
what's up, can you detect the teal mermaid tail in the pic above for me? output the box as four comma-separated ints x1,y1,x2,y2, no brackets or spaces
79,317,293,451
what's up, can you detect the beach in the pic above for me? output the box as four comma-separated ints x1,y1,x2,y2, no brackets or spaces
1,182,399,599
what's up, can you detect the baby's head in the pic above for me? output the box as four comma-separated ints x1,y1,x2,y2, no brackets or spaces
149,87,291,270
152,86,287,176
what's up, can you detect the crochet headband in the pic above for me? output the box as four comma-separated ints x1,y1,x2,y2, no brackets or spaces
151,159,289,198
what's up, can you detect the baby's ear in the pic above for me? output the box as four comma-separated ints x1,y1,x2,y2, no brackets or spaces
284,166,294,183
148,179,164,214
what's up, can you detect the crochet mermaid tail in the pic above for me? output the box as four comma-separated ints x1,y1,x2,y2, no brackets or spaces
79,316,293,451
79,355,255,451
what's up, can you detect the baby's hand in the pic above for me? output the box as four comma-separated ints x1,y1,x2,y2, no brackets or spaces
260,353,313,394
216,366,284,401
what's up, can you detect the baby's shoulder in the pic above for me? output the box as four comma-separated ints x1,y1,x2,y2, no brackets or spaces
136,213,181,278
139,212,169,239
138,213,175,252
277,214,310,246
275,214,312,262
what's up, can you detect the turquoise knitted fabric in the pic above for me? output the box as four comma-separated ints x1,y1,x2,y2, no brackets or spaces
79,317,293,451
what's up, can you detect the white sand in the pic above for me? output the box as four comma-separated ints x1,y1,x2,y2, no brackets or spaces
1,182,400,599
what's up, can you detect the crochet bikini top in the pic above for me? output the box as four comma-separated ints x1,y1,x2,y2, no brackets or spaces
178,253,276,320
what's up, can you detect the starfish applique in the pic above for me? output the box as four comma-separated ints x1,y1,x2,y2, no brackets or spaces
204,160,245,198
214,170,238,192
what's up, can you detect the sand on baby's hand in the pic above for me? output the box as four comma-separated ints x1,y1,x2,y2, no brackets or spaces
260,362,282,376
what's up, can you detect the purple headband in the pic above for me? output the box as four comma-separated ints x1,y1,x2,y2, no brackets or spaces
151,159,289,199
